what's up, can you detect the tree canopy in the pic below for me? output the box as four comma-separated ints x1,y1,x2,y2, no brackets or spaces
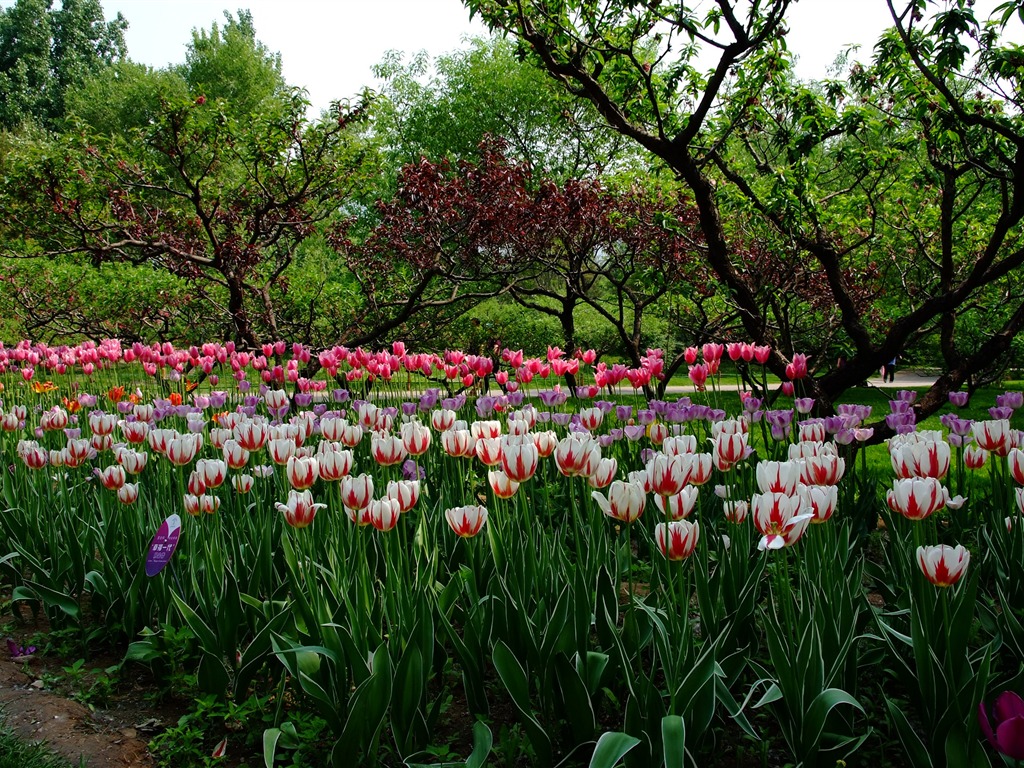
0,0,127,130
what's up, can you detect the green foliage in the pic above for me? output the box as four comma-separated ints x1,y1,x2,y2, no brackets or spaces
373,36,634,180
0,0,127,130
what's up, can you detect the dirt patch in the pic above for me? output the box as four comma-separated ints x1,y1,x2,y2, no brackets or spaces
0,658,154,768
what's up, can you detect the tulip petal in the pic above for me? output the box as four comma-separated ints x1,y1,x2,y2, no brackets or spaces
995,692,1024,721
995,717,1024,760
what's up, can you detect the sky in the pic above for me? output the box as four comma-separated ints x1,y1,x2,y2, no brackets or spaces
95,0,915,111
5,1,1018,113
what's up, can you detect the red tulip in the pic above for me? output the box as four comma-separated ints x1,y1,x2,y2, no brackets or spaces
276,490,325,529
592,481,646,524
655,520,700,560
446,504,488,537
916,544,969,587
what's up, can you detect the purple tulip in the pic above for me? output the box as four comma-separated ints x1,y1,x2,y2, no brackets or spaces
997,391,1024,410
637,409,656,425
615,405,633,421
895,390,917,403
794,397,814,414
990,406,1015,420
948,390,969,407
506,392,525,406
889,400,912,414
979,691,1024,760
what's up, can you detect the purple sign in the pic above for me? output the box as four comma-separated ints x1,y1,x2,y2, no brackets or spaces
145,514,182,577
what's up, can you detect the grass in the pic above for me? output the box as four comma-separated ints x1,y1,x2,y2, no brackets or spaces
0,712,77,768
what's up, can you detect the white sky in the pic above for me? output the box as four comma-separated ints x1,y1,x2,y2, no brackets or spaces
3,1,1018,113
97,0,915,110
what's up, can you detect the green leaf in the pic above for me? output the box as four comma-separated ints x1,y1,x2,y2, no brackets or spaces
589,731,641,768
885,698,933,768
492,640,551,767
19,581,80,620
466,721,493,768
661,715,686,768
263,728,282,768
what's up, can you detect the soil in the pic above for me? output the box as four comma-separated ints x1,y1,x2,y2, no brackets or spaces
0,654,155,767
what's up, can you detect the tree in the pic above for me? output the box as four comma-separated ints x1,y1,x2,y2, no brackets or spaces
346,137,707,373
373,36,635,179
462,0,1024,426
0,91,371,346
0,0,127,130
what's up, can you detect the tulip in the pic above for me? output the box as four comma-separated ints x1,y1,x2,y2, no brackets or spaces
533,430,559,458
654,486,699,520
267,437,297,465
117,483,139,505
401,421,432,456
196,458,227,489
88,411,118,436
886,477,946,521
97,465,126,491
317,449,353,481
802,453,846,486
974,419,1014,457
232,474,255,494
286,455,320,490
441,429,475,458
916,544,970,587
979,691,1024,760
371,432,407,466
655,520,700,560
714,431,748,466
221,439,250,470
554,434,599,477
276,489,325,529
798,483,838,523
1010,448,1024,485
752,492,813,550
723,499,749,523
117,449,148,475
369,498,402,531
431,408,456,432
475,437,503,466
755,460,800,495
964,444,988,470
587,457,618,489
471,420,502,440
199,494,221,514
166,434,202,466
187,470,207,496
592,481,646,524
579,407,604,431
646,453,690,496
386,479,420,512
341,474,374,511
488,469,519,499
1017,487,1024,515
446,504,488,537
234,419,271,451
500,439,538,482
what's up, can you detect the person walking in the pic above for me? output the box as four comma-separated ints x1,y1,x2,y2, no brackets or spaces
882,355,898,383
